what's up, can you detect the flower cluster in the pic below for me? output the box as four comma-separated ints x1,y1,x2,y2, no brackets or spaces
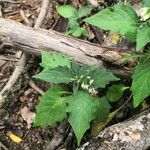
139,7,150,21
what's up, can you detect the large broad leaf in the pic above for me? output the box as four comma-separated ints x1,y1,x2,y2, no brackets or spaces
57,5,76,18
106,84,128,102
143,0,150,7
84,3,139,41
33,67,73,84
131,61,150,107
95,97,111,122
66,91,97,145
34,86,67,126
136,23,150,50
89,68,119,89
40,51,71,69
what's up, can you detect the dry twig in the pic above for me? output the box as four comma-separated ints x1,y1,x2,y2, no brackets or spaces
0,141,8,150
34,0,50,29
0,0,50,107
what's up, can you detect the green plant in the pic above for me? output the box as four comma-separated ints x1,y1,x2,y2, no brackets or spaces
84,0,150,107
84,1,150,50
57,5,92,37
33,0,150,145
33,51,122,145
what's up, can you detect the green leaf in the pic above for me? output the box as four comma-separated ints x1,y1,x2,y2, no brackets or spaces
71,27,88,37
143,0,150,7
90,68,119,89
75,5,92,19
71,63,96,78
40,51,71,69
57,5,76,18
66,91,97,145
106,84,128,102
95,97,111,122
136,23,150,50
131,61,150,107
33,67,73,84
68,18,79,30
84,3,139,41
34,86,67,126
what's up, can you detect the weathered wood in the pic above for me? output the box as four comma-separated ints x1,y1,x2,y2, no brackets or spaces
0,18,135,77
78,109,150,150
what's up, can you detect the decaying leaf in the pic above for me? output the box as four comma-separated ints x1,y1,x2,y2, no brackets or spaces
7,131,23,143
21,107,35,129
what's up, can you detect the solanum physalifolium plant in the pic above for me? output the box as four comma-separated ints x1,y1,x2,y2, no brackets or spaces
33,51,127,145
57,0,150,107
33,0,150,146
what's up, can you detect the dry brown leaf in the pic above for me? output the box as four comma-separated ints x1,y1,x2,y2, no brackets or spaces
20,106,35,129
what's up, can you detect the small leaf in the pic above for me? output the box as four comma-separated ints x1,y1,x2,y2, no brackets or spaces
7,132,23,143
131,61,150,107
34,86,67,126
57,5,76,18
84,3,139,41
71,27,88,37
136,23,150,50
66,91,97,145
95,97,111,122
40,51,71,69
68,18,79,30
21,107,35,129
33,67,73,84
90,68,119,89
106,84,128,102
75,5,92,19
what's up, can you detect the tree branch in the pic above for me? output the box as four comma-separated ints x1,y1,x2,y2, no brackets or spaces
0,18,136,77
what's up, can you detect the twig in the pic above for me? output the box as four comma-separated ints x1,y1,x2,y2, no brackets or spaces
20,10,31,26
0,56,18,62
0,0,19,4
0,141,8,150
0,53,28,107
24,73,44,95
34,0,50,29
0,0,50,108
29,80,44,95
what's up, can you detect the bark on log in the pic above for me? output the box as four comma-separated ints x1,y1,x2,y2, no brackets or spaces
0,18,135,77
78,109,150,150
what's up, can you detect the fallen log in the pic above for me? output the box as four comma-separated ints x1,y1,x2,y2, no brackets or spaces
78,109,150,150
0,18,135,77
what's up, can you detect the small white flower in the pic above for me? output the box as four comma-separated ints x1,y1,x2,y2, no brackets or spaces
141,14,150,21
139,7,150,21
140,7,149,17
88,88,98,95
81,82,89,90
86,76,91,79
80,75,84,79
89,79,94,85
